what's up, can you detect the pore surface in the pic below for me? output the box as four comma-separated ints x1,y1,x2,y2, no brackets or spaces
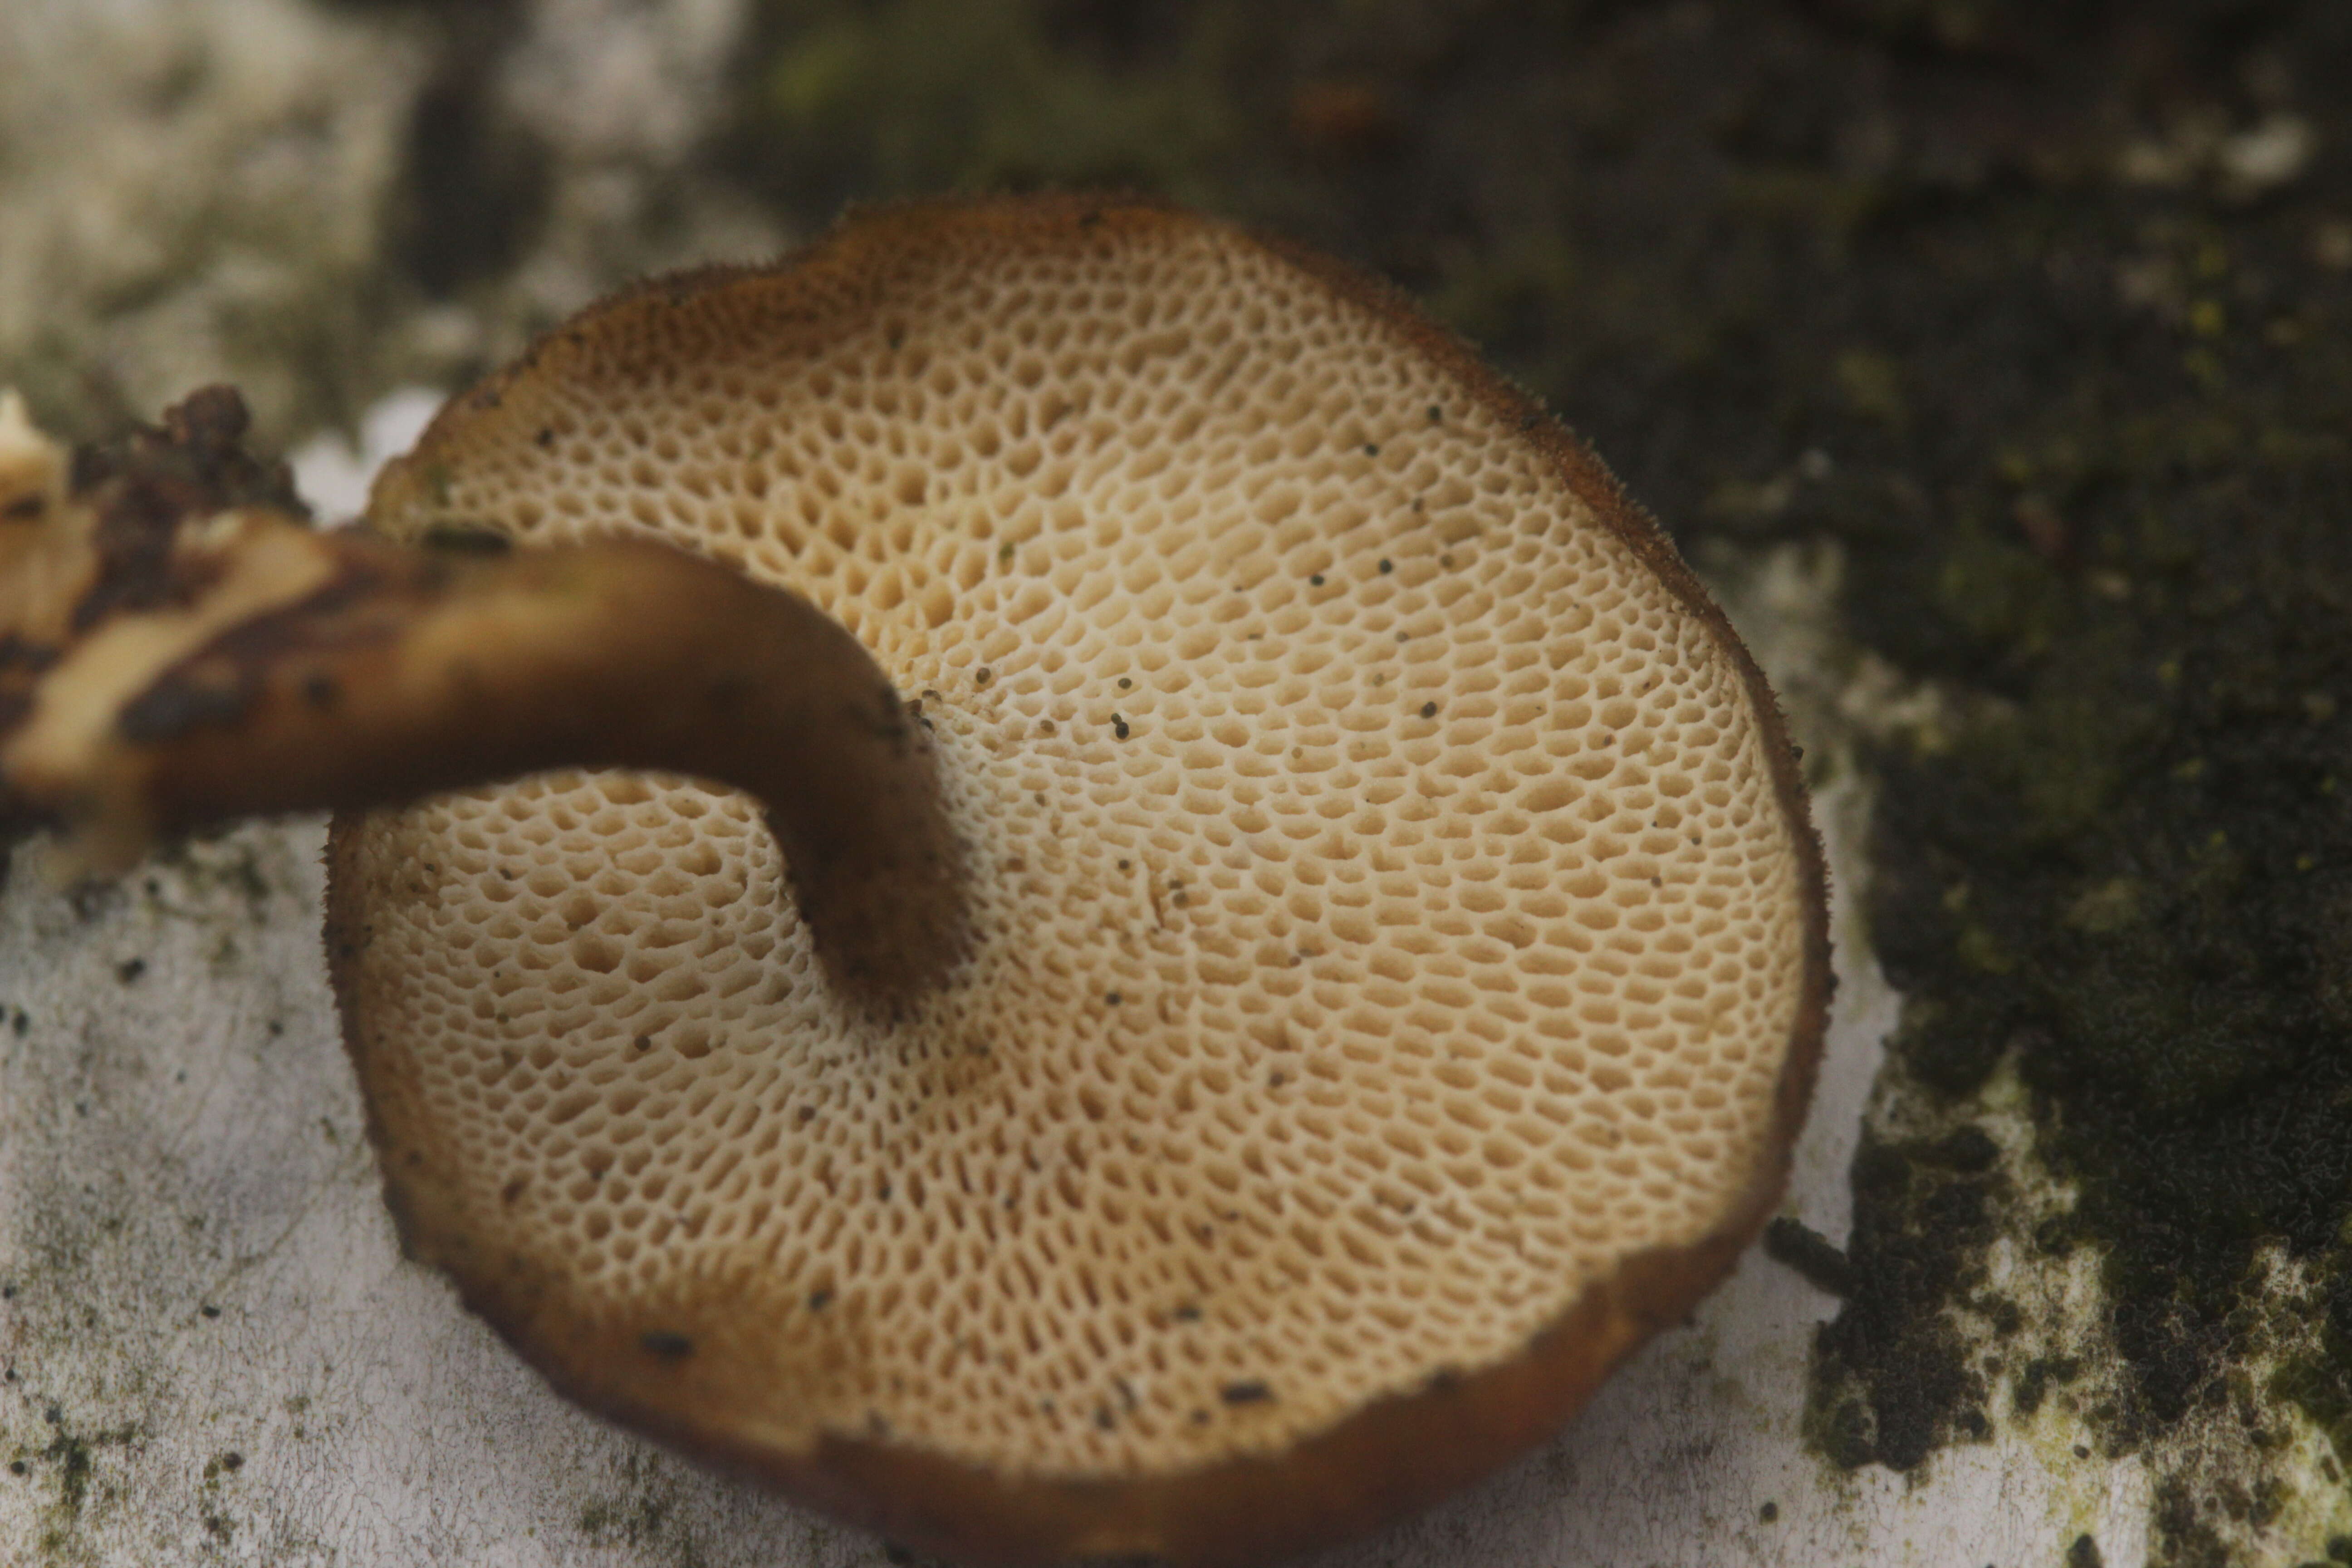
339,209,1808,1480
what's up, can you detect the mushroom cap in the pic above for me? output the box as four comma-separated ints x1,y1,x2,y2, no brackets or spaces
330,196,1829,1567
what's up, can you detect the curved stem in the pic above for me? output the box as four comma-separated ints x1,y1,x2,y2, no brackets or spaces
0,389,967,1010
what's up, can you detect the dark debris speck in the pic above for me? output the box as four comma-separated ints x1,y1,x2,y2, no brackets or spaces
1763,1216,1853,1297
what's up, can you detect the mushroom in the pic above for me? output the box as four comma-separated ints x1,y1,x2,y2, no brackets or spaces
0,197,1828,1566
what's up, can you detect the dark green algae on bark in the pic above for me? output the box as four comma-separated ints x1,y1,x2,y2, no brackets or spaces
1823,325,2352,1554
719,0,2352,1555
1775,27,2352,1558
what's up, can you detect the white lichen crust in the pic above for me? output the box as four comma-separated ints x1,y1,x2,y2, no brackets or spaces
334,199,1820,1548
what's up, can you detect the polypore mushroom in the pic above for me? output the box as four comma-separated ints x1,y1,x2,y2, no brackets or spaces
0,197,1828,1567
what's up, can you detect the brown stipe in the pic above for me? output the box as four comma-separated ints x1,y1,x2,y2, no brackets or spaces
0,389,965,1008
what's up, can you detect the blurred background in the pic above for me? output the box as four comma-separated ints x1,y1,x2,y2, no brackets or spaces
2,3,2350,1564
